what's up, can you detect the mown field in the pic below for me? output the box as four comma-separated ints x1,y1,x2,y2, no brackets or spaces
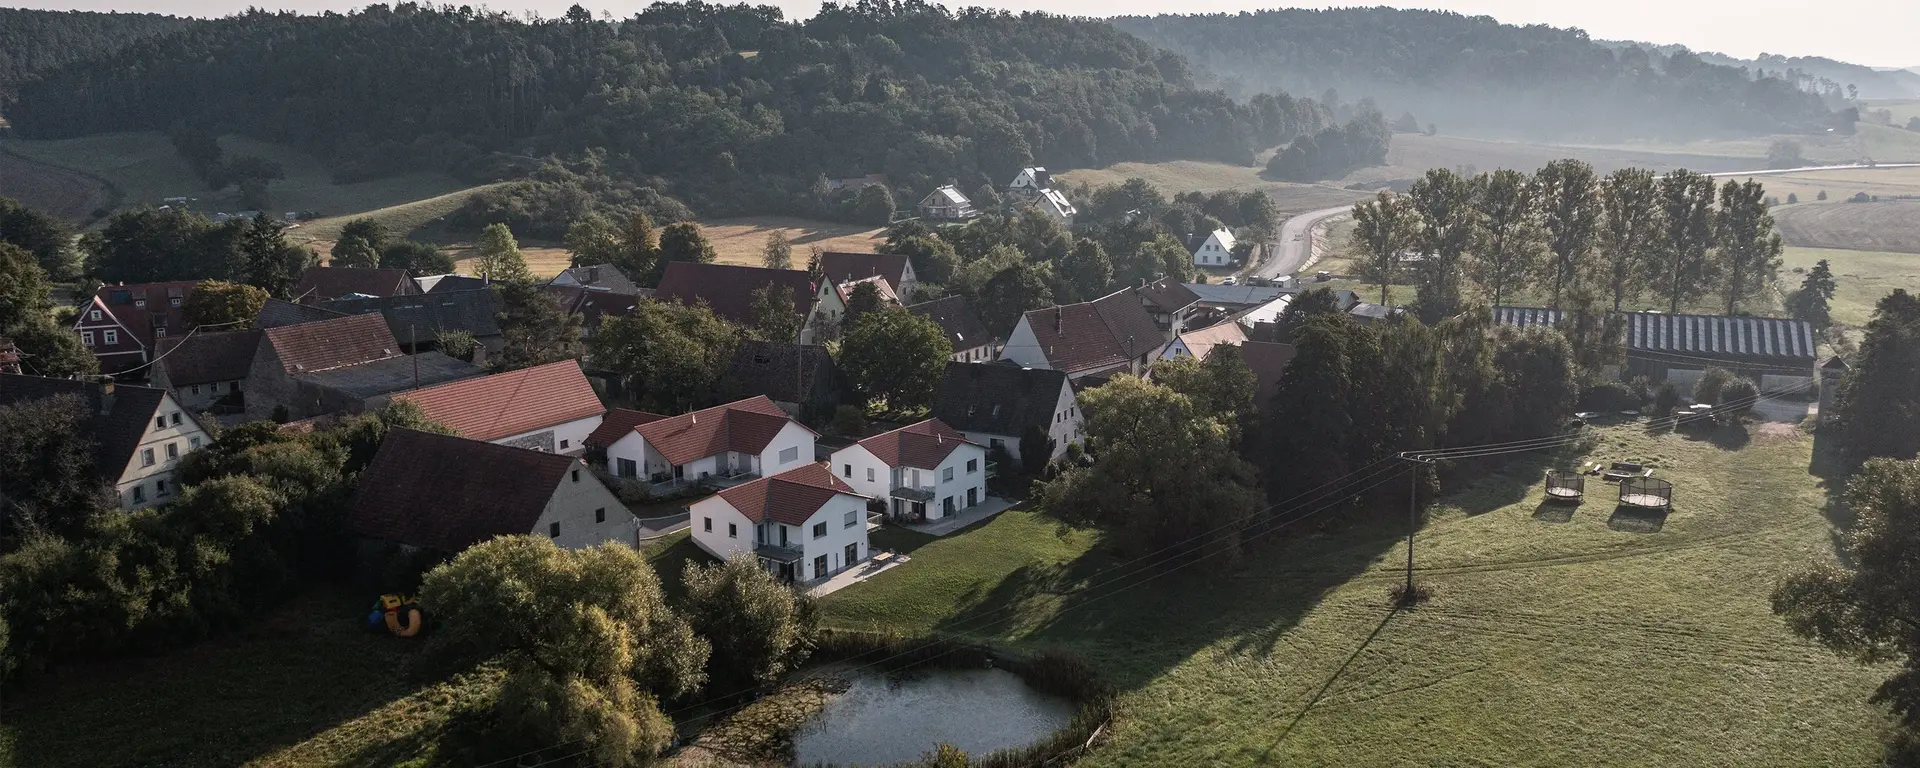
1783,246,1920,328
2,421,1887,767
0,145,113,220
1775,201,1920,253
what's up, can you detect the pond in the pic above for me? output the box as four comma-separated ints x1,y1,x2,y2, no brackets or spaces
791,666,1076,766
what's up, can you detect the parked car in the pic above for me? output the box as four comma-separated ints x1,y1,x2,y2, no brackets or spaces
1222,276,1237,285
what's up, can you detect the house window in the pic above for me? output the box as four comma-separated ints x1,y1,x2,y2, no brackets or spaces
560,439,570,450
156,479,169,496
165,443,178,460
191,384,201,395
704,517,712,532
549,522,560,538
843,463,852,478
728,523,738,538
81,331,94,346
967,458,978,473
779,446,799,464
170,412,182,426
190,436,202,449
595,508,606,523
141,448,155,467
989,438,1004,449
943,467,954,482
814,554,829,578
170,297,181,307
104,329,117,344
813,522,827,539
131,485,146,503
844,510,858,528
571,469,581,482
89,310,101,321
866,467,875,482
155,327,166,338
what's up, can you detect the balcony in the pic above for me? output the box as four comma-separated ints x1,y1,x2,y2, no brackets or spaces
889,484,936,502
754,542,804,563
701,467,761,490
985,461,999,479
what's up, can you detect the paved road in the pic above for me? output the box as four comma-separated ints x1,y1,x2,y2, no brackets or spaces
1705,162,1920,178
1251,204,1355,281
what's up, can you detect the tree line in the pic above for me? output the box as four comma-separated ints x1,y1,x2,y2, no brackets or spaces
1113,7,1839,142
3,1,1332,222
1349,161,1783,326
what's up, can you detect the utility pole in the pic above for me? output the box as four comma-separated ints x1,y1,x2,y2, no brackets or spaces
1398,453,1436,597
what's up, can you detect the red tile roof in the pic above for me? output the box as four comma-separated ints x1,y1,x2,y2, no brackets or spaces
347,429,579,551
820,252,911,290
855,418,975,469
393,360,605,442
1021,288,1166,374
632,395,814,466
653,262,816,327
716,461,860,526
79,281,201,361
588,407,670,450
156,329,264,385
262,313,401,374
292,266,416,303
1237,341,1298,405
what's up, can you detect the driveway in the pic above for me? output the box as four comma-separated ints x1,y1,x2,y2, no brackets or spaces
1252,204,1352,281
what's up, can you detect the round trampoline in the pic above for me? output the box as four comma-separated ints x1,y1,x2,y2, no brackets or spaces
1544,469,1585,502
1618,477,1673,510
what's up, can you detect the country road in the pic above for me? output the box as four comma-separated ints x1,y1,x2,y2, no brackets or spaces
1251,204,1354,281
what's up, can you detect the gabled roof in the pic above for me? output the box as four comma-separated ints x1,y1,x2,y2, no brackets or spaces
0,374,173,481
549,264,641,295
725,340,837,406
631,395,814,466
652,262,816,327
322,288,504,344
1020,289,1167,374
294,352,482,398
1036,188,1077,218
347,429,580,552
416,274,490,294
1492,307,1818,362
1183,283,1291,307
908,295,994,350
1174,322,1248,359
820,252,911,290
931,362,1068,437
83,281,200,353
292,266,415,303
854,418,976,469
1237,341,1298,405
261,313,401,374
925,185,971,206
255,297,348,329
394,360,604,442
1137,278,1201,314
715,462,860,526
588,407,670,450
156,329,264,386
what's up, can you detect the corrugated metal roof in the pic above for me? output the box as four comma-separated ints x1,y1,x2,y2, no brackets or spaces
1491,307,1816,362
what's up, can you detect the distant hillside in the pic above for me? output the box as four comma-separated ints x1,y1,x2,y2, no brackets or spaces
1615,42,1920,100
1113,8,1838,143
0,9,188,96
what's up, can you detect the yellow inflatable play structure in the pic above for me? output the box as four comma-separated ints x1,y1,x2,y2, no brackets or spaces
367,594,426,637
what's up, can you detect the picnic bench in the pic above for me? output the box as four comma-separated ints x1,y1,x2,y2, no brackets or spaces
1600,461,1653,483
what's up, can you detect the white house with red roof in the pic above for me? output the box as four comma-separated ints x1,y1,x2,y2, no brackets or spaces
72,281,199,375
393,359,606,455
829,418,988,522
594,395,817,492
688,462,870,584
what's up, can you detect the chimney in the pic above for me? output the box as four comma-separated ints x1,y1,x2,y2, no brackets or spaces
98,379,115,415
691,412,697,425
1053,306,1062,333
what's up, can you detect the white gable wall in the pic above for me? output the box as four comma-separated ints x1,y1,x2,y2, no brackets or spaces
536,461,637,549
757,421,818,476
830,443,891,500
998,317,1049,370
114,392,212,509
493,413,604,455
690,496,757,560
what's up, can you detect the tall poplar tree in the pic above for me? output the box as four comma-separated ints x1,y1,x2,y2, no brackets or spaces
1596,168,1661,312
1533,159,1600,309
1648,169,1719,315
1405,168,1481,323
1715,178,1783,315
1468,169,1541,309
1349,190,1418,305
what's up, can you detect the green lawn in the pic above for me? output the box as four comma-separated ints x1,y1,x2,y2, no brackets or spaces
817,422,1891,767
1783,246,1920,328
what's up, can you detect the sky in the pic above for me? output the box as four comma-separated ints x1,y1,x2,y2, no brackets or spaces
15,0,1920,68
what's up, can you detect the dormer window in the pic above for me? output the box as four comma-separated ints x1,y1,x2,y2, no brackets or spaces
170,298,181,307
89,310,101,321
135,299,146,308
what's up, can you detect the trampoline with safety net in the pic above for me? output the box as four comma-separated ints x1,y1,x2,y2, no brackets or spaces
1618,477,1673,510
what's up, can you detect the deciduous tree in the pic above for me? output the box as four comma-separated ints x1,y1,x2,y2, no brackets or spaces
1596,168,1661,312
474,223,534,283
745,283,802,342
490,280,580,371
329,218,385,269
842,280,886,328
1406,168,1481,323
0,243,96,377
181,280,268,329
1058,238,1113,303
1350,190,1418,305
1649,169,1719,314
652,222,716,284
379,240,454,276
975,261,1054,336
680,554,817,690
590,301,739,412
1467,170,1541,309
838,307,951,412
761,231,792,270
1533,159,1600,309
1715,178,1784,315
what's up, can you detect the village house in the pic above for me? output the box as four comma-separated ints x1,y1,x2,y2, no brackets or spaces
71,281,198,375
393,359,605,454
347,428,636,554
930,362,1081,464
1007,166,1077,226
1188,228,1238,267
830,418,990,522
1000,288,1170,379
687,462,870,584
1182,282,1295,313
722,340,842,421
917,185,979,221
1161,321,1248,360
593,395,817,493
907,295,997,362
1136,278,1203,336
652,262,845,344
322,288,504,365
1492,307,1817,391
0,374,212,509
291,266,419,303
547,263,642,296
150,329,264,412
821,252,918,301
243,313,482,421
0,337,21,374
835,274,900,308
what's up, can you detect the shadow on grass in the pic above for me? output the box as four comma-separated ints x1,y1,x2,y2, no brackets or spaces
1257,608,1398,761
869,525,940,556
1531,500,1578,524
1678,421,1753,451
1606,505,1669,533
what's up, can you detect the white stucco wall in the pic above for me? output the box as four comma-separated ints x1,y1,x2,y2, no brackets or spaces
957,378,1080,464
535,462,636,549
607,419,814,483
829,444,890,499
998,317,1048,370
113,392,212,509
689,492,870,582
924,443,989,517
495,413,603,455
755,421,817,476
690,495,757,560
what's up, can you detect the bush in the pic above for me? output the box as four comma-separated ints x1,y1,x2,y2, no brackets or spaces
830,405,868,437
1578,381,1643,412
1717,377,1759,422
1654,383,1681,416
1693,367,1737,405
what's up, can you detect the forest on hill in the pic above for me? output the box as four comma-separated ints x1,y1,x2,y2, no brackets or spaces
1112,8,1841,142
1617,44,1920,101
0,1,1331,220
0,9,188,97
